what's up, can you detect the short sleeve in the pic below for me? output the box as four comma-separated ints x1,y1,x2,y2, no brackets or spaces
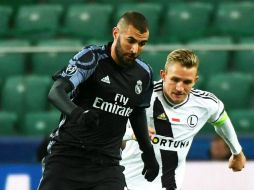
137,63,154,108
53,46,98,88
208,94,225,124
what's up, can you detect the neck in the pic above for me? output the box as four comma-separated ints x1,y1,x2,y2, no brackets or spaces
163,92,176,106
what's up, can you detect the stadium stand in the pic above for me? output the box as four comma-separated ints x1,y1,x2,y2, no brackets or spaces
229,109,254,135
98,0,136,4
24,75,51,113
0,112,18,136
20,111,60,136
142,0,184,4
213,2,254,39
233,37,254,75
62,4,113,42
206,73,253,111
188,36,233,83
1,76,26,117
140,50,168,80
0,6,13,37
1,75,51,119
160,2,214,43
31,38,83,76
13,4,63,41
47,0,87,5
0,39,30,80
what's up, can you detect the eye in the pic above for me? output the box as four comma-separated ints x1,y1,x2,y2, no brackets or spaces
139,41,146,47
183,80,193,85
127,38,136,44
171,77,180,83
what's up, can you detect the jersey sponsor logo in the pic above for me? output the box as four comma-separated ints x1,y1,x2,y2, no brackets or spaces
135,80,142,94
187,114,198,128
64,65,77,76
157,113,167,120
92,93,133,117
152,135,190,151
101,75,110,84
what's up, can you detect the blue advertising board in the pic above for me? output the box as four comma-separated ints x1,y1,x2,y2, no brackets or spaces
0,164,42,190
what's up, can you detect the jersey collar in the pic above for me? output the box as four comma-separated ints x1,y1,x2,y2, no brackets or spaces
162,92,190,109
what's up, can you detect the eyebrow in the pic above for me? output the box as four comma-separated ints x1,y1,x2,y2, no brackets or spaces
172,76,193,82
127,36,148,44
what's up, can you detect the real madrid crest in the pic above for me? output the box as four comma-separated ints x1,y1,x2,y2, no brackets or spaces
135,80,142,94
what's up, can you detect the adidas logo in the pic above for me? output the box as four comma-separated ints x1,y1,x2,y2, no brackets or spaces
101,75,110,84
157,113,167,120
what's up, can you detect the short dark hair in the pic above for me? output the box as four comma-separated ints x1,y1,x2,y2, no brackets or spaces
119,11,149,33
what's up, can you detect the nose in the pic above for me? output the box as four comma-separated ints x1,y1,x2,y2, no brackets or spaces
130,43,139,54
176,82,184,91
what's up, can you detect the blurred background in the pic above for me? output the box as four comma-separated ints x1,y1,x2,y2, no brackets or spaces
0,0,253,189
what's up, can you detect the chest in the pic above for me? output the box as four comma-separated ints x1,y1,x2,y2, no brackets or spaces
150,98,212,138
90,62,148,107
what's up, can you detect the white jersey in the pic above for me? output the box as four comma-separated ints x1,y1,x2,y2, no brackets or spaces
121,81,225,190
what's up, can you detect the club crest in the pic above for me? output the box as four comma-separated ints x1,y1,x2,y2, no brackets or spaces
64,65,77,76
135,80,142,94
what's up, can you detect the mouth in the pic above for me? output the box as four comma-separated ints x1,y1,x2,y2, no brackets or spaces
172,92,184,98
126,53,136,59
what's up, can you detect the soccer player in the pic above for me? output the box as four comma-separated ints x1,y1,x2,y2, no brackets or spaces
121,49,246,190
37,11,159,190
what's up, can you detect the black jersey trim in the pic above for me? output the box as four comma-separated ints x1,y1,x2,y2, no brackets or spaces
154,81,163,92
162,93,190,109
174,94,190,109
190,89,218,103
153,97,178,189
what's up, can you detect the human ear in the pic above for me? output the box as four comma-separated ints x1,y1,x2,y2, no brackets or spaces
160,70,166,81
112,27,119,40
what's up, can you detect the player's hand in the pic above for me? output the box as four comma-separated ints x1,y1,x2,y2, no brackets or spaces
141,146,159,182
229,151,246,172
148,127,155,140
70,107,99,128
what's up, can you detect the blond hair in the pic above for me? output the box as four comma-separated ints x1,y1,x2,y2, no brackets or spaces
165,49,199,71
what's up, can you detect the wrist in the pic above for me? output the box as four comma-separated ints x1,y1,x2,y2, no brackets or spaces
143,145,155,157
233,150,243,157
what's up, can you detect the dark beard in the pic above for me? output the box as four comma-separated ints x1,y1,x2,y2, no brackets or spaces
115,38,136,68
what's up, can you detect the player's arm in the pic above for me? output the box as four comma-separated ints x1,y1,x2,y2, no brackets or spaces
213,111,246,171
122,120,155,150
48,78,76,116
48,78,98,127
48,47,99,127
129,108,159,182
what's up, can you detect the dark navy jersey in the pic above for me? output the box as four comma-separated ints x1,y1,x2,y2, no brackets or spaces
49,43,154,160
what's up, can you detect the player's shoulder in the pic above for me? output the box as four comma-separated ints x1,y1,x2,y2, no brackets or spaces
153,80,163,92
135,57,153,77
78,44,107,59
71,44,108,68
190,88,220,104
149,80,163,102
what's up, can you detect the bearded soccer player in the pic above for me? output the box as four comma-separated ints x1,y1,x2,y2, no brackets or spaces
37,11,159,190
